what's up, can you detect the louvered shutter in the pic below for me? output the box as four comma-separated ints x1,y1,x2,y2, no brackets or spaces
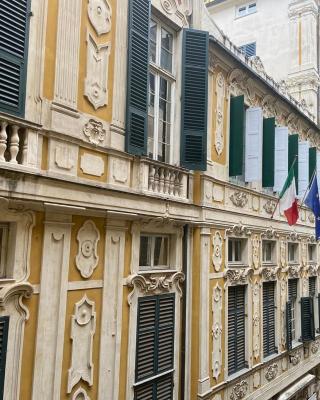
318,294,320,332
286,301,293,351
263,282,276,357
0,317,9,399
288,134,299,192
229,95,245,177
309,147,316,182
309,277,316,297
135,294,175,400
228,286,246,374
125,0,150,155
244,107,263,182
181,29,209,171
316,151,320,192
301,297,315,342
274,127,288,192
288,279,298,301
262,117,275,187
298,141,309,198
0,0,31,117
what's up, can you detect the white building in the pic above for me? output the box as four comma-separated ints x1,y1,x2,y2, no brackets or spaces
206,0,320,121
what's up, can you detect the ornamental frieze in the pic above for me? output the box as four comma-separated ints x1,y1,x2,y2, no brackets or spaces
289,350,301,366
308,264,319,276
230,380,248,400
224,268,254,285
226,223,251,237
262,267,280,281
127,271,185,298
263,200,276,215
265,363,278,382
230,191,248,208
288,265,301,278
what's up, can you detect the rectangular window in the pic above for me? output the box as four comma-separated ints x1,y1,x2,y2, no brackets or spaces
228,239,244,263
148,19,174,163
262,241,274,263
239,42,256,57
236,2,257,17
288,243,298,263
309,245,316,262
228,285,246,375
139,235,169,270
263,282,277,357
134,294,175,399
288,279,298,341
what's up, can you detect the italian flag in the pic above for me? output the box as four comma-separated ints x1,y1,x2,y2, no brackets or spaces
279,166,298,225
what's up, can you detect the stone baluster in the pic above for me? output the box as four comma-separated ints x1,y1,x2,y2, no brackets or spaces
22,129,28,165
159,168,165,194
148,165,155,191
154,166,160,193
163,169,169,194
174,172,180,197
0,122,8,162
9,125,20,164
169,171,174,195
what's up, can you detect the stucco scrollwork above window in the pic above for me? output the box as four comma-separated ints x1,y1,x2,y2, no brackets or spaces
265,363,278,382
127,271,185,301
76,220,100,278
158,0,192,27
88,0,112,35
224,268,254,286
261,228,279,240
226,223,251,237
262,267,280,281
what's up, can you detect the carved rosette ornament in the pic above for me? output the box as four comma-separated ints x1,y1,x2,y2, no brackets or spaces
224,268,254,285
263,200,276,215
76,220,100,279
68,296,96,393
215,72,226,156
230,191,248,208
88,0,112,35
265,363,278,382
127,272,185,301
262,267,280,281
289,350,301,366
230,380,248,400
288,265,301,279
83,119,106,145
213,231,223,272
309,264,319,276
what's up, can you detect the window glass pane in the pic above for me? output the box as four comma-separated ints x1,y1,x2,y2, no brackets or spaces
148,73,156,159
228,240,233,262
150,20,157,63
309,245,316,261
235,240,242,262
263,241,273,262
139,236,152,266
248,3,256,13
154,237,168,266
238,6,247,16
161,29,173,72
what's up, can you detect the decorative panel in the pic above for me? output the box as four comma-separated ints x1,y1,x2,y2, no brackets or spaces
212,283,223,380
68,295,96,393
212,232,223,272
214,72,225,156
88,0,112,35
252,281,260,360
85,34,111,110
76,220,100,278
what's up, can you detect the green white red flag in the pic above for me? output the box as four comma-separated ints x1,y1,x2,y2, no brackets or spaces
279,166,298,226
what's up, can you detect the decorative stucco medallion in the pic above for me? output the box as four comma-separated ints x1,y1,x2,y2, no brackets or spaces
76,220,100,278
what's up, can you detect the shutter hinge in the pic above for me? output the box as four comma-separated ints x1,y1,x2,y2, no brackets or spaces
29,11,34,17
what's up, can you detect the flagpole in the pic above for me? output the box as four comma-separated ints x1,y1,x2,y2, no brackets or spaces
298,168,317,213
271,155,298,220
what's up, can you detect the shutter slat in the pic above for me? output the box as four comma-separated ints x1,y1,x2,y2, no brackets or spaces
126,0,150,155
262,117,275,187
286,301,293,350
181,29,209,171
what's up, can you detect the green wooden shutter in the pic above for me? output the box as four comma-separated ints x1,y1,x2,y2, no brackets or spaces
262,117,275,187
135,294,175,400
229,95,245,177
288,134,298,192
0,317,9,399
180,29,209,171
0,0,31,117
286,301,293,351
309,147,316,182
309,276,316,297
318,294,320,332
125,0,150,155
301,297,315,342
228,285,246,374
263,282,276,357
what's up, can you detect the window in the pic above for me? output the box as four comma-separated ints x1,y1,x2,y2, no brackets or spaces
228,239,244,263
0,0,30,116
236,2,257,18
288,279,298,341
228,285,246,375
148,19,174,163
239,42,256,58
263,282,277,357
262,241,275,263
288,243,298,263
134,294,175,399
0,224,8,279
139,235,169,270
309,245,316,262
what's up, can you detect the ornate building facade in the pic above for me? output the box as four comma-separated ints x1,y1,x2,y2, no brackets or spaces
0,0,319,400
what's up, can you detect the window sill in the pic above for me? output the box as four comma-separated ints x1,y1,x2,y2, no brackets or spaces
263,352,279,363
0,278,15,285
262,262,276,267
227,263,248,268
227,367,250,382
235,10,257,20
138,268,178,274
